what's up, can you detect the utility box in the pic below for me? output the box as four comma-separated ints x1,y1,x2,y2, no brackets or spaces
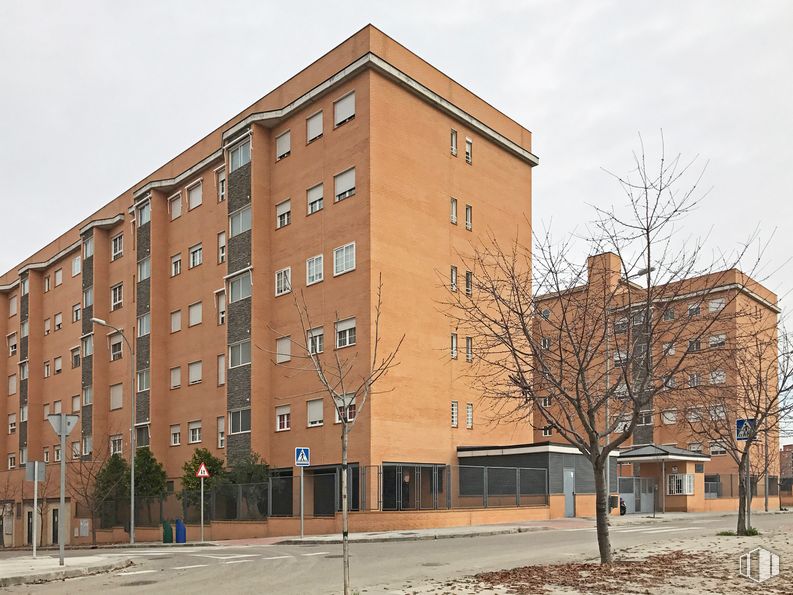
162,521,173,544
175,519,186,544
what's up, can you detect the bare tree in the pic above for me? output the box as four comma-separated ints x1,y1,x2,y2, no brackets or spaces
288,275,403,595
446,136,757,563
679,317,792,535
0,473,18,547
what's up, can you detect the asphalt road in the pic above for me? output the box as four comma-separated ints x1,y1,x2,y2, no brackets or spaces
1,514,789,594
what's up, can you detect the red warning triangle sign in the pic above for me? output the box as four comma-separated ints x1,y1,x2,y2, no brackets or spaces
195,462,211,478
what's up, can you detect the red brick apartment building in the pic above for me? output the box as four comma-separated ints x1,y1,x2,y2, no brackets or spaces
0,26,544,544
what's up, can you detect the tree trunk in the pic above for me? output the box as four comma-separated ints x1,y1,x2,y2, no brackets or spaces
593,458,612,564
736,456,747,535
91,510,97,546
341,423,350,595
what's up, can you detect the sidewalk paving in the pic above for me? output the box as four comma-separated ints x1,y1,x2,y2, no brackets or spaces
0,554,133,587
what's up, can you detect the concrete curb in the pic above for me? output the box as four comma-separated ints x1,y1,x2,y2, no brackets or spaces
4,541,217,551
0,559,133,587
276,526,548,545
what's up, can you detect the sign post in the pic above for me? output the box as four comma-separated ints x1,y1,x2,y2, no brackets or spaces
47,413,78,567
195,462,210,542
25,461,45,558
295,448,310,539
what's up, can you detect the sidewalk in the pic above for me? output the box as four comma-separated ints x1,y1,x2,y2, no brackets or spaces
0,554,133,587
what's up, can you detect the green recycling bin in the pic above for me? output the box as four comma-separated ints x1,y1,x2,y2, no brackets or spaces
162,520,173,544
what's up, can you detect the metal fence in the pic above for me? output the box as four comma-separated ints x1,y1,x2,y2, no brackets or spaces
704,475,779,499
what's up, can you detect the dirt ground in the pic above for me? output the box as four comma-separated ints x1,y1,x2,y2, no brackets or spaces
404,530,792,594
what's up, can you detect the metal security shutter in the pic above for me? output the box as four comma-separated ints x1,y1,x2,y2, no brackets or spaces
334,92,355,126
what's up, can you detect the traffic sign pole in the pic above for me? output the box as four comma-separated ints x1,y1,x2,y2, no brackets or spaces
200,476,204,543
300,467,304,540
295,448,310,541
32,461,38,559
58,413,66,566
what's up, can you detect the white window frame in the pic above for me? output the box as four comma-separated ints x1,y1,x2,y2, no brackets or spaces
137,256,151,281
667,473,695,496
334,167,356,202
307,111,323,143
137,313,151,338
171,254,182,277
169,193,182,220
170,425,181,446
110,283,123,311
188,302,203,327
275,267,292,296
170,366,181,389
308,327,324,355
188,244,203,268
333,91,355,127
188,420,202,444
307,183,323,214
188,361,203,385
450,128,458,156
276,337,291,363
451,400,458,428
170,310,182,333
450,333,458,359
229,205,252,237
307,399,324,427
306,255,323,285
111,234,123,260
275,130,291,160
276,405,291,431
333,242,356,276
229,138,251,172
276,200,291,229
187,181,203,210
228,272,252,303
335,318,356,349
229,408,251,434
229,340,252,368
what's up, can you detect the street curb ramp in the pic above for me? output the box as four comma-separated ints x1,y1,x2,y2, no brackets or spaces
0,559,133,587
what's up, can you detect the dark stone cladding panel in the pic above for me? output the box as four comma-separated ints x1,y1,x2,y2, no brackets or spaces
227,231,252,275
136,280,150,317
227,432,251,465
227,366,251,410
227,300,251,344
81,405,92,438
136,335,150,370
136,221,151,257
81,355,93,387
19,337,28,361
20,292,28,321
633,419,654,446
228,162,252,213
82,305,93,336
136,390,150,424
82,255,94,290
20,379,27,405
19,422,27,449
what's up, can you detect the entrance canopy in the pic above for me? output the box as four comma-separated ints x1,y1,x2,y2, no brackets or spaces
618,444,711,463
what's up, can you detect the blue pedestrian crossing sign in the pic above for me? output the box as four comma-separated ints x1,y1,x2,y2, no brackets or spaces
295,447,311,467
736,419,756,441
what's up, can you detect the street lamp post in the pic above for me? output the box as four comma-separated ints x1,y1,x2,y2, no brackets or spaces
91,317,136,544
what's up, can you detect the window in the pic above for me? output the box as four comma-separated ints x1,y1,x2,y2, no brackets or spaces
334,168,356,201
667,474,695,496
137,369,150,392
638,410,653,426
216,168,226,202
54,356,62,375
229,272,252,302
688,339,701,352
334,92,355,126
217,354,226,385
275,267,291,296
21,278,29,295
450,129,458,155
709,404,727,420
686,408,704,422
333,242,356,276
306,255,323,285
709,334,726,348
169,194,182,220
19,361,28,380
465,204,472,230
189,244,203,268
82,436,92,456
451,400,459,427
137,313,150,337
8,454,15,469
217,231,226,263
136,425,151,448
710,370,726,385
188,361,202,385
216,291,226,325
661,375,676,389
465,271,473,296
170,310,182,333
187,182,203,210
44,361,51,377
8,413,16,435
8,374,16,396
43,403,50,419
229,340,251,367
541,337,551,350
111,234,123,260
8,295,16,317
53,312,62,331
710,442,726,456
54,268,63,287
111,283,123,310
275,131,291,160
171,254,182,277
334,394,356,423
72,303,81,323
20,320,28,337
450,197,458,224
335,318,356,348
662,307,675,321
7,333,16,356
54,446,61,462
307,399,324,427
44,275,51,292
542,426,553,437
276,200,291,229
465,336,473,362
20,404,28,421
230,206,252,237
43,448,49,463
276,405,291,431
308,327,324,354
661,410,677,425
709,298,726,313
307,111,323,142
541,396,552,407
229,139,251,172
82,386,93,405
217,416,226,448
110,383,123,410
188,420,202,443
307,183,323,214
450,333,458,359
137,201,151,225
465,138,473,164
83,237,94,258
613,350,627,367
688,373,701,388
110,334,123,361
662,342,676,356
44,318,51,335
170,425,181,446
188,302,202,327
688,303,701,317
137,257,151,281
71,255,81,277
170,366,181,389
466,403,473,429
276,337,291,363
450,265,458,291
230,408,251,434
83,286,93,307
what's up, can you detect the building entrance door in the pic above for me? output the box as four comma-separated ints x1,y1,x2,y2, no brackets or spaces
563,468,575,517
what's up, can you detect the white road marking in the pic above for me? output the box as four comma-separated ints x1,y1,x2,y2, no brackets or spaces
119,570,157,576
262,555,293,560
225,559,254,564
172,564,209,570
194,553,260,560
300,552,329,556
105,552,173,557
641,526,699,534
